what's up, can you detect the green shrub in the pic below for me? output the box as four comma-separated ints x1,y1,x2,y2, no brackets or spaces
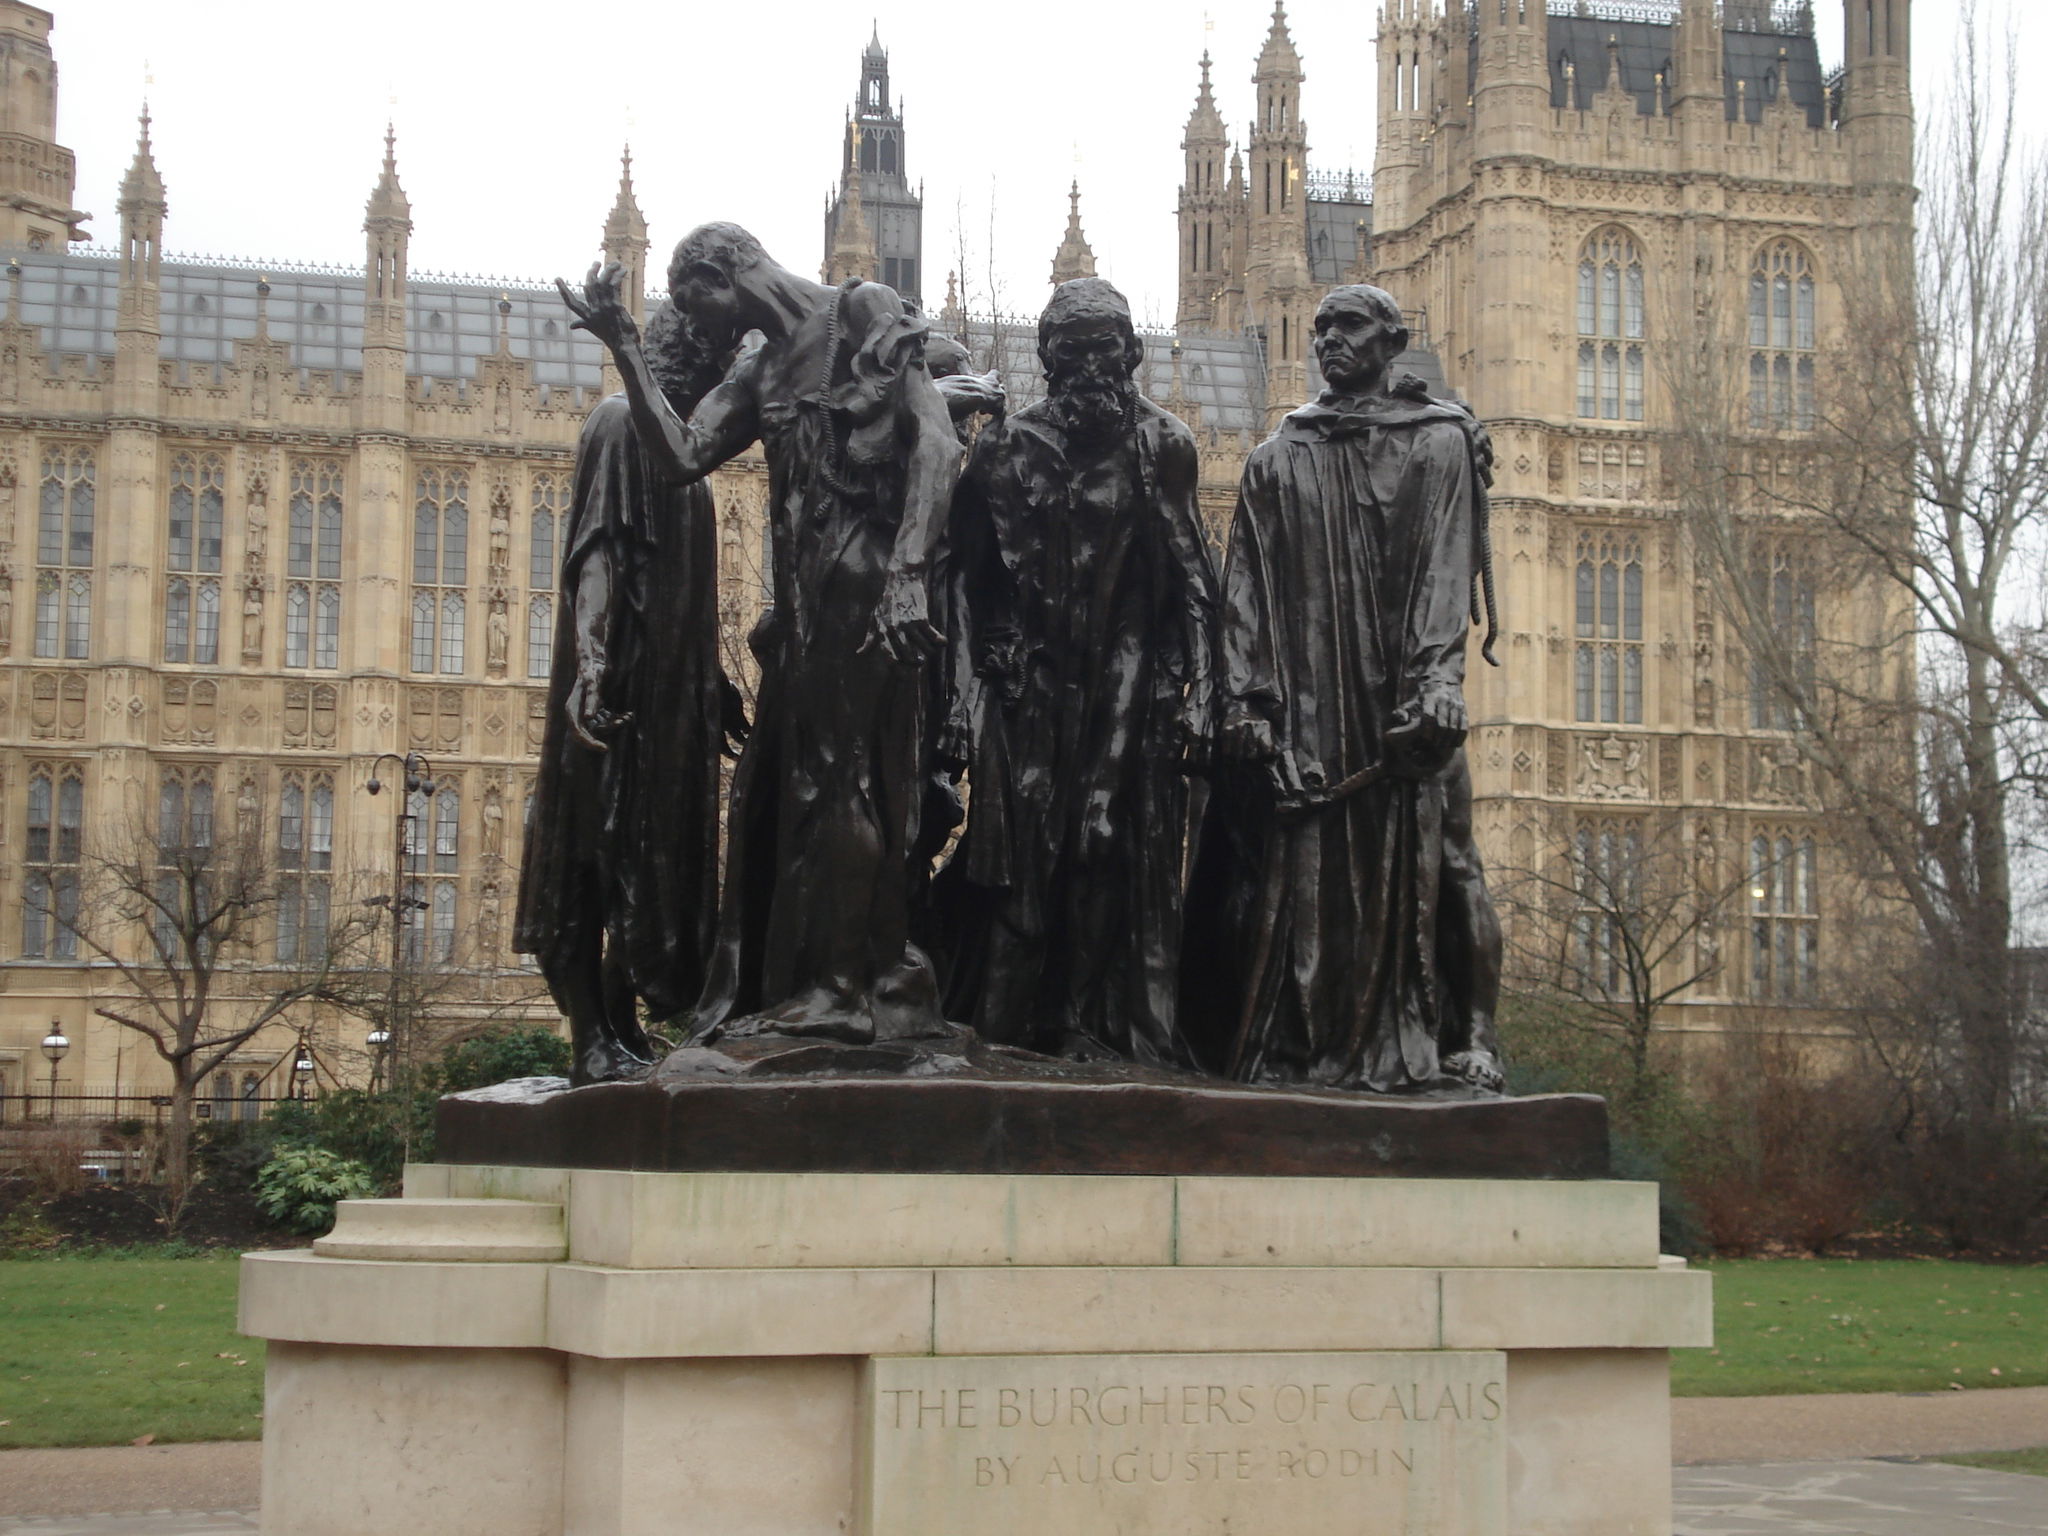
421,1026,572,1095
253,1145,377,1234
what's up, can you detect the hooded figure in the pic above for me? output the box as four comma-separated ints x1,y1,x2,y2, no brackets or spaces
1181,284,1504,1093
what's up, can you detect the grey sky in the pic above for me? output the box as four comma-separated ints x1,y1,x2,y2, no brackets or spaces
48,1,2044,325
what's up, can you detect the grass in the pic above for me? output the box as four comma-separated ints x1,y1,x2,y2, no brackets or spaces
1938,1448,2048,1477
1673,1258,2048,1398
0,1252,263,1448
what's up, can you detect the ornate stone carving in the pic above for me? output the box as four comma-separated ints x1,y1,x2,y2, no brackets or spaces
1575,733,1649,801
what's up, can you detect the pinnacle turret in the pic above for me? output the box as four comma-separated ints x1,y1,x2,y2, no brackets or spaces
117,105,165,218
1049,181,1098,286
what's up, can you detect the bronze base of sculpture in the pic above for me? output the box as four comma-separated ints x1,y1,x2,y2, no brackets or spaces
435,1033,1606,1180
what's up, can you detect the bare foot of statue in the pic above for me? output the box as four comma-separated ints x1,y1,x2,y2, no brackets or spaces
1440,1050,1505,1094
573,1036,655,1087
716,983,879,1046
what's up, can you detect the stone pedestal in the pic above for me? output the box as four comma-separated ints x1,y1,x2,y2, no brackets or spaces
240,1167,1709,1536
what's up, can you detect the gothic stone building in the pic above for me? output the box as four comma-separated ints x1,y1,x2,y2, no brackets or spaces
1171,0,1908,1045
0,0,1911,1112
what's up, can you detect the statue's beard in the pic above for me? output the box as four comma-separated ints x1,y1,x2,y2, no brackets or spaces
1046,375,1134,444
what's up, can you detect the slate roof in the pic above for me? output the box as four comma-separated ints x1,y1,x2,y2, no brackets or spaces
1544,14,1829,127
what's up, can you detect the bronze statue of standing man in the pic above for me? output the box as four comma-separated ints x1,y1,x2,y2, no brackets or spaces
1183,284,1505,1093
562,225,961,1046
936,278,1218,1063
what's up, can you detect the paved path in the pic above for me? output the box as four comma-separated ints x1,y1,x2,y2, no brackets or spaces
1676,1460,2048,1532
4,1395,2047,1535
1674,1386,2048,1464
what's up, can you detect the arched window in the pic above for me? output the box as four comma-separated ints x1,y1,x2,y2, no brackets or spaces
411,468,469,674
1573,531,1644,724
1750,831,1818,999
1748,241,1817,432
286,460,344,667
1576,230,1645,422
1571,819,1643,998
527,596,553,679
35,448,94,658
23,766,83,958
433,786,460,873
164,454,224,664
240,1071,262,1122
1749,543,1816,729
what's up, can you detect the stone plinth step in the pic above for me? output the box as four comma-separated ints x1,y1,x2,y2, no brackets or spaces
311,1197,566,1262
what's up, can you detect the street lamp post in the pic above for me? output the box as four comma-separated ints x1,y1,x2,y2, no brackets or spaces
291,1040,316,1101
365,753,433,1094
40,1021,67,1122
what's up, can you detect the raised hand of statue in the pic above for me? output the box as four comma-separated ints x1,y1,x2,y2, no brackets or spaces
935,369,1005,424
1390,684,1467,775
863,568,944,665
556,261,639,359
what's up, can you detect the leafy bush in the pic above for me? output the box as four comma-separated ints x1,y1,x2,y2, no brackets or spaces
253,1145,377,1234
421,1026,572,1095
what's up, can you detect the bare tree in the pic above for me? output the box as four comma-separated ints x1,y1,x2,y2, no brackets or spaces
1499,814,1756,1099
51,801,378,1206
1669,5,2048,1233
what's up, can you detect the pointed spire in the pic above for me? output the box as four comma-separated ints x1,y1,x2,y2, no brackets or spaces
824,143,875,285
366,123,411,226
603,144,648,248
118,104,166,216
865,20,885,58
1186,50,1226,140
1256,0,1301,77
1049,180,1098,286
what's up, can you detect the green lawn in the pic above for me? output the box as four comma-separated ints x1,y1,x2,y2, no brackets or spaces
1673,1258,2048,1397
0,1254,263,1448
1940,1448,2048,1477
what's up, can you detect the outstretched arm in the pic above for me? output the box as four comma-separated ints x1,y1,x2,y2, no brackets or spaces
558,262,758,484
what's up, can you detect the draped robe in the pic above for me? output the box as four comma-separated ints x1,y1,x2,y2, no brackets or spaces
1182,391,1491,1091
937,396,1217,1062
514,393,727,1020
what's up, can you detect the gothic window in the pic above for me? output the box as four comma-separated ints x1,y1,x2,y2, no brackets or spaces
1749,543,1816,730
286,459,344,668
164,452,225,664
528,473,566,677
275,771,334,964
1748,241,1817,432
411,467,469,674
1576,230,1645,422
1574,532,1644,724
23,765,82,958
527,597,552,680
154,768,214,953
1571,820,1643,998
1749,831,1818,1000
240,1070,262,1121
34,447,94,659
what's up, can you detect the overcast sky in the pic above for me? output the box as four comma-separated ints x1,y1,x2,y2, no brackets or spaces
46,1,2045,323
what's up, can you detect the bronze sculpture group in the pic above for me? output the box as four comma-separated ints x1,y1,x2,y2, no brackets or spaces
529,225,1504,1098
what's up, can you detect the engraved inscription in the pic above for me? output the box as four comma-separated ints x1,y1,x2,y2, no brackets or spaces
864,1352,1506,1536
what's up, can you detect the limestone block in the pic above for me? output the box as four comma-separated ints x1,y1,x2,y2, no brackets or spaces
313,1197,566,1262
563,1356,859,1536
565,1169,1175,1269
932,1267,1441,1356
259,1341,563,1536
400,1162,452,1198
239,1251,548,1349
1502,1350,1672,1536
1174,1178,1658,1269
439,1163,572,1204
863,1351,1508,1536
1440,1269,1712,1350
547,1264,934,1358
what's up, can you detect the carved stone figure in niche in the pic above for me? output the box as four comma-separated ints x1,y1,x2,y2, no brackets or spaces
0,565,13,656
481,781,505,862
933,278,1218,1064
488,493,511,574
1182,284,1504,1094
486,593,509,677
515,301,745,1085
245,481,268,570
561,225,961,1047
241,577,264,660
